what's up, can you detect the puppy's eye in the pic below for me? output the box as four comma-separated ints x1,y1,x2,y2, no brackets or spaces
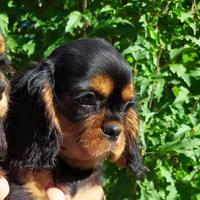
76,92,96,106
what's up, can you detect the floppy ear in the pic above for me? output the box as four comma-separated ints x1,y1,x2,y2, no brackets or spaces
115,109,146,178
0,33,9,161
5,60,62,170
0,123,7,161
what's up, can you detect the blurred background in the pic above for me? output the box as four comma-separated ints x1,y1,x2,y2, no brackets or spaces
0,0,200,199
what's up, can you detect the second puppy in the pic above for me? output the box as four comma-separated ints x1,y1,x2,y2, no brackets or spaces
0,32,9,175
0,32,10,200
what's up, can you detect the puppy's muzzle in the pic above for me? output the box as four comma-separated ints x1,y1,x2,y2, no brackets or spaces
102,124,121,141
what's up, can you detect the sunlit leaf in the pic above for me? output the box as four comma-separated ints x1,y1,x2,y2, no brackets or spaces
174,86,189,103
0,13,9,35
65,11,82,34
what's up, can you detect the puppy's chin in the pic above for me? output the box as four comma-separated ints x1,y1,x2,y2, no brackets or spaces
58,113,126,169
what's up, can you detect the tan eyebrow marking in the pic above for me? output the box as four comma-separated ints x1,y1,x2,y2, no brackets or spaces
89,74,114,97
121,84,134,102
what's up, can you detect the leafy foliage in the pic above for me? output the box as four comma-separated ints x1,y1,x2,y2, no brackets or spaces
1,0,200,199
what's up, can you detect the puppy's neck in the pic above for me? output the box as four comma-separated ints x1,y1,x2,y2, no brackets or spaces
59,152,102,170
54,158,102,197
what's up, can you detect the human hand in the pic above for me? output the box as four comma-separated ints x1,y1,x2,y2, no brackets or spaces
46,187,66,200
0,176,9,200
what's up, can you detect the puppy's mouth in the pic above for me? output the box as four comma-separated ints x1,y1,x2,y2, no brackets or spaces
60,130,125,169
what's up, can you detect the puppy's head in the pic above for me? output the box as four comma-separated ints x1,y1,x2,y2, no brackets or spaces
45,39,145,177
7,39,145,177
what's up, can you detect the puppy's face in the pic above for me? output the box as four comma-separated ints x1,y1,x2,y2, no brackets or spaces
46,39,139,169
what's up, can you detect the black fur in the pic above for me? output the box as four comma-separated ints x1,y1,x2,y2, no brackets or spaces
54,158,101,196
6,183,32,200
5,61,61,169
0,34,10,164
0,123,6,161
125,137,146,179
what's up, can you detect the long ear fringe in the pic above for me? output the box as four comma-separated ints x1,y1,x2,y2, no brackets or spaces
0,33,8,162
0,123,7,161
5,60,61,170
125,136,146,179
117,108,146,179
16,60,55,95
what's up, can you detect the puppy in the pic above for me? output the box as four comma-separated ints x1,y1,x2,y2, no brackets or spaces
0,32,10,199
0,32,10,173
5,38,145,199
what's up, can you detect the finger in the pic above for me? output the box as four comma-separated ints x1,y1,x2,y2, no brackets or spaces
46,187,66,200
0,176,9,200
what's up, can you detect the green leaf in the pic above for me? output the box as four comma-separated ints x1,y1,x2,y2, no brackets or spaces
178,11,196,35
169,64,190,86
160,166,174,185
22,40,35,57
185,35,200,47
179,12,193,23
6,35,18,52
166,185,178,200
154,78,165,101
139,180,161,200
99,5,116,14
44,37,65,57
169,47,187,60
174,86,189,103
65,11,82,34
123,45,148,61
174,124,191,138
159,138,200,155
0,13,9,35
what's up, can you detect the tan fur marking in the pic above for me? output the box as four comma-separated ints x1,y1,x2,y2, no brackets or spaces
41,84,61,133
103,120,125,162
89,74,114,97
0,73,9,119
125,108,138,139
59,110,111,169
58,168,104,200
121,84,134,102
0,34,5,54
23,171,53,200
0,170,5,177
110,132,125,161
114,108,139,168
0,92,8,119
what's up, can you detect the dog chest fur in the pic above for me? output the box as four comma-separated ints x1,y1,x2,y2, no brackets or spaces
22,168,105,200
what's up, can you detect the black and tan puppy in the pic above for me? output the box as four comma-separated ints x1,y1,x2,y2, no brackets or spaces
0,33,10,175
5,38,145,199
0,32,10,200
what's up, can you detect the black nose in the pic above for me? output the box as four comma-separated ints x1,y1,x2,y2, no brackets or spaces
0,80,6,97
102,124,121,141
